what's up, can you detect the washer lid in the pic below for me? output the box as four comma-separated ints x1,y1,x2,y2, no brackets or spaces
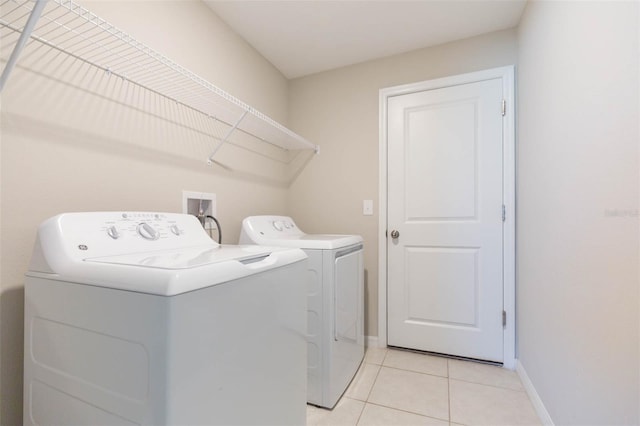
85,245,272,269
27,244,306,296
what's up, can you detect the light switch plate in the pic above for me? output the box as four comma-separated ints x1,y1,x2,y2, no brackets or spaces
363,199,373,216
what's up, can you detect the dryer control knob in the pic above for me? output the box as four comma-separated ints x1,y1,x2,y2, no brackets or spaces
272,221,284,231
169,225,181,236
137,222,160,240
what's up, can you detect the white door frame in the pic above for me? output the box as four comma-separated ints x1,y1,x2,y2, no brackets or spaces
378,66,516,369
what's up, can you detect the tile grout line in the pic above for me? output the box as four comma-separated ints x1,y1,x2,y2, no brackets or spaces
379,350,451,422
357,349,531,425
379,363,448,379
363,364,382,402
384,347,450,378
367,352,450,423
353,398,366,426
448,376,527,393
364,401,450,423
355,349,388,425
365,349,388,400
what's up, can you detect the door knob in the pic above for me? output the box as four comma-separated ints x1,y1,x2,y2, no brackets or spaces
390,230,400,239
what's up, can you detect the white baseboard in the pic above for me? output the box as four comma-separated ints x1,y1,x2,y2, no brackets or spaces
515,360,554,426
365,336,382,348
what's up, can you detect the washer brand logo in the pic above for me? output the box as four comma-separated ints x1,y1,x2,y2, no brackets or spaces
78,245,88,250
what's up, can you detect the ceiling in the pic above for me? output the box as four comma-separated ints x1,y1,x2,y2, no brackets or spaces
204,0,527,79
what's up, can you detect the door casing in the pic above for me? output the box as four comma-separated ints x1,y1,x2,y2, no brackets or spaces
378,66,516,369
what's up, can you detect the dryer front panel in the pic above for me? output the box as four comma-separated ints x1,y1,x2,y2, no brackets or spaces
325,244,365,408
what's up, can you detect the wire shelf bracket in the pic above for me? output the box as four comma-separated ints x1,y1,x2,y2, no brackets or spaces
208,110,248,164
0,0,47,92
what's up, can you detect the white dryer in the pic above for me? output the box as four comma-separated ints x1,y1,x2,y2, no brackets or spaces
240,215,364,409
24,212,308,426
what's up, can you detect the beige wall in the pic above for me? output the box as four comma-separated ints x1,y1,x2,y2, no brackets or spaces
0,1,291,424
287,29,518,337
4,2,638,425
517,1,639,424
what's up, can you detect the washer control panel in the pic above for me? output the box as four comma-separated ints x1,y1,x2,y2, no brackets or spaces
99,213,188,242
44,212,215,260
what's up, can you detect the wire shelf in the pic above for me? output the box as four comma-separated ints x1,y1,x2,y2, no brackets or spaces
0,0,318,163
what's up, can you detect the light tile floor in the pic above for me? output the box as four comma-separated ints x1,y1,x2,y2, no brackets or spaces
307,347,541,426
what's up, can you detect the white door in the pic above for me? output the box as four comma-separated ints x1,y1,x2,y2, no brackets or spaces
387,77,504,362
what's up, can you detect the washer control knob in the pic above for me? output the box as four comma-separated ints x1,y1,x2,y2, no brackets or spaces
137,222,159,240
272,221,284,231
169,224,181,236
106,226,120,239
284,221,293,229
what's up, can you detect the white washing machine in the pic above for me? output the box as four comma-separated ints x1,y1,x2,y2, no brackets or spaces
240,215,364,409
23,212,308,426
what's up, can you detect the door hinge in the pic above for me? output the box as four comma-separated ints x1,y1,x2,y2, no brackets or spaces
502,310,507,327
501,99,506,116
502,205,506,222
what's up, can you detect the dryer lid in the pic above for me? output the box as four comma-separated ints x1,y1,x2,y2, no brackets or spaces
251,234,363,250
240,215,363,250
